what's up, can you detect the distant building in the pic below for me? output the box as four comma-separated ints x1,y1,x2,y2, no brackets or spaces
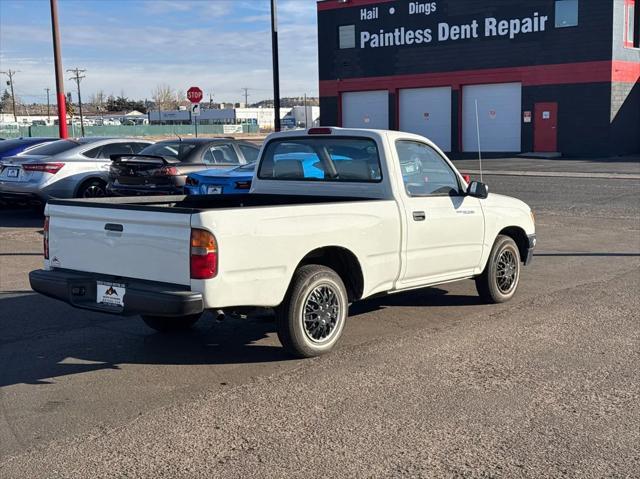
148,108,235,125
148,106,320,130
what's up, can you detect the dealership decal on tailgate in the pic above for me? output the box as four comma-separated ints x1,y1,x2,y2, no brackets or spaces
97,281,125,307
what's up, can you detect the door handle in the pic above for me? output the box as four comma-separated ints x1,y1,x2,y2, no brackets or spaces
412,211,426,221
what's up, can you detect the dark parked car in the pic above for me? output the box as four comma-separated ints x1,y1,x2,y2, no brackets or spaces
0,137,57,161
107,138,260,196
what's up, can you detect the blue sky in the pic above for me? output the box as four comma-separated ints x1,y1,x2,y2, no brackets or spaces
0,0,319,104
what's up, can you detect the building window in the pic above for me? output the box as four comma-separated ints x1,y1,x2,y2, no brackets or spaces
555,0,578,28
624,0,639,48
338,25,355,49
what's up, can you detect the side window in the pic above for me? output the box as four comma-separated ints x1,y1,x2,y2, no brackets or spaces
555,0,578,28
339,25,356,49
205,144,239,164
99,143,134,159
624,0,639,48
396,140,460,196
238,144,259,163
83,146,102,158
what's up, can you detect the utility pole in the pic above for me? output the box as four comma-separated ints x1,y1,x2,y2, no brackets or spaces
45,87,51,122
0,69,19,122
241,87,249,107
67,68,86,136
209,91,214,108
270,0,281,132
304,93,308,128
50,0,68,138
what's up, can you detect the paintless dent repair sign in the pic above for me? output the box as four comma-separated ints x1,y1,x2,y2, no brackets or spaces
355,1,550,49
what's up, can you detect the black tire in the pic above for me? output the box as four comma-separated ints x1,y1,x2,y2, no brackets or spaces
76,178,107,198
475,235,521,304
276,264,348,358
141,313,202,333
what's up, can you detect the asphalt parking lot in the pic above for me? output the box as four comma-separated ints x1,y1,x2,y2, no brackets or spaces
0,163,638,477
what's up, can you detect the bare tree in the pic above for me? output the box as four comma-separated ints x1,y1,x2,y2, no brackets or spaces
89,90,106,111
175,89,190,109
152,84,176,110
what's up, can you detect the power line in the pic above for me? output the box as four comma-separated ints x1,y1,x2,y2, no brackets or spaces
0,69,20,122
67,68,86,136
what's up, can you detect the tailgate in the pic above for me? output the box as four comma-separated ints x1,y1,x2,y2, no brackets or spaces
47,203,192,285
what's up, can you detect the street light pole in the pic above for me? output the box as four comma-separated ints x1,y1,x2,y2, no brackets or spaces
49,0,68,138
270,0,281,132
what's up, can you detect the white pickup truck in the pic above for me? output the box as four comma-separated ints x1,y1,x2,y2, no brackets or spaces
30,128,536,357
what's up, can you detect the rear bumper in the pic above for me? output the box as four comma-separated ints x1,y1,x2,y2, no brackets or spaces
0,190,42,201
0,181,46,201
524,234,536,265
29,269,204,317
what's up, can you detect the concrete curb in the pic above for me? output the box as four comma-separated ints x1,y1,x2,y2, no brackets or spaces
463,169,640,180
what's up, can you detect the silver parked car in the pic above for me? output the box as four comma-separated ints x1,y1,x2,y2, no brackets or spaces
0,137,152,201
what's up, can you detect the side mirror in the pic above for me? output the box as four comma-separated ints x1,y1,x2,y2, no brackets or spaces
467,181,489,199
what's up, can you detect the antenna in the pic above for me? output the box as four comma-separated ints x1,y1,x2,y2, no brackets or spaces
474,99,483,182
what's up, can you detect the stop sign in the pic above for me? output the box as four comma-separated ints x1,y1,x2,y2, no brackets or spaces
187,86,203,104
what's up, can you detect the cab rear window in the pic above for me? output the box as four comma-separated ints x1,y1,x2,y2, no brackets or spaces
258,137,381,182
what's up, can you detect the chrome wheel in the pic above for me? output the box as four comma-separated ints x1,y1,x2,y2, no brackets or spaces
81,182,106,198
496,248,518,294
302,284,341,344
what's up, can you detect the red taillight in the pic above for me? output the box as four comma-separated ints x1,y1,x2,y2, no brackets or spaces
190,229,217,279
24,162,65,174
186,176,198,186
155,166,179,176
234,180,251,190
462,174,471,184
308,127,332,135
43,216,50,260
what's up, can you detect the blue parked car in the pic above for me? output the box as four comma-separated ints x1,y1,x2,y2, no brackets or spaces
0,137,58,162
185,162,256,195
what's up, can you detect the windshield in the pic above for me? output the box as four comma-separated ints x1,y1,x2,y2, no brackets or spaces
25,140,80,156
139,142,197,161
